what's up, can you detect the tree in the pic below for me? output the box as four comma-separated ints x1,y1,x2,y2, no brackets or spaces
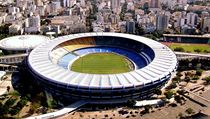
185,108,194,114
135,24,145,35
144,105,152,113
174,95,182,104
196,69,203,76
192,76,199,80
194,49,201,53
172,76,181,83
174,47,185,52
185,76,191,83
143,2,149,13
0,102,6,118
204,76,210,84
0,24,10,34
127,99,136,107
164,90,174,99
153,88,162,95
177,90,186,95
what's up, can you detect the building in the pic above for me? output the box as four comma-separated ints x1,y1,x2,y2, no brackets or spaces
9,24,22,34
47,1,61,15
0,35,50,54
62,0,76,7
80,0,85,7
27,32,177,104
186,12,198,27
156,14,169,31
111,0,121,13
34,0,43,6
8,6,19,15
150,0,160,8
25,15,41,33
126,19,135,34
202,17,210,33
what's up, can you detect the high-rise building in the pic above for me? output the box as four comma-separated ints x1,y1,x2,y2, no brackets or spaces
186,12,198,27
150,0,160,8
111,0,121,13
29,15,40,27
25,15,41,33
34,0,43,6
126,19,135,34
202,17,210,33
156,14,169,31
62,0,76,7
80,0,85,7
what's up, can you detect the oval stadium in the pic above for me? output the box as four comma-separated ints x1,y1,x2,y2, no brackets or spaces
27,32,178,104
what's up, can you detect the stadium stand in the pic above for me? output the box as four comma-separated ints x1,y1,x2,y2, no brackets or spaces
53,36,155,70
58,53,78,69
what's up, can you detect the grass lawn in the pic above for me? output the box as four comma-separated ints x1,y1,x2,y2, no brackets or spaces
163,43,210,53
71,53,133,74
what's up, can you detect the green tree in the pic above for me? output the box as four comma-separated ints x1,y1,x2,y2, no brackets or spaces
164,90,174,99
144,105,152,113
204,76,210,84
143,2,149,13
185,108,194,114
174,95,182,103
135,23,145,35
127,99,136,107
185,76,191,83
153,88,162,95
196,69,203,76
174,47,185,52
194,49,201,53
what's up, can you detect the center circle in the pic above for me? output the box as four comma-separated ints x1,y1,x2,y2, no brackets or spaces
71,52,134,74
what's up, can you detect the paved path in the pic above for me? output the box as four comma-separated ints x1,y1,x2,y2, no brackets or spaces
183,88,210,107
27,100,87,119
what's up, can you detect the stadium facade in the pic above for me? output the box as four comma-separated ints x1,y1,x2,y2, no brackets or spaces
28,32,178,104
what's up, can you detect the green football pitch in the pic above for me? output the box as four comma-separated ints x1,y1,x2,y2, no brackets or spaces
162,42,210,53
71,53,133,74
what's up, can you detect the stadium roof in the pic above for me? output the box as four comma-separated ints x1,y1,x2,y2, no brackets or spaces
28,32,178,89
0,35,50,51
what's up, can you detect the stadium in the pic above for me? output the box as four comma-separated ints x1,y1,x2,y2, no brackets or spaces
0,35,50,54
27,32,178,104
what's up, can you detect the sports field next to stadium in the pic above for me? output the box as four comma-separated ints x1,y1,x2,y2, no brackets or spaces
71,53,134,74
162,43,210,53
